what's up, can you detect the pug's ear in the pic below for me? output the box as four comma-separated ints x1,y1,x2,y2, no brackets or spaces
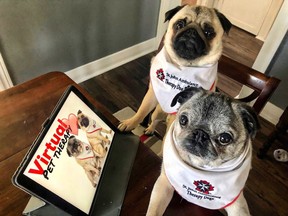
239,104,260,138
214,9,232,34
165,5,185,22
69,135,75,140
171,87,203,107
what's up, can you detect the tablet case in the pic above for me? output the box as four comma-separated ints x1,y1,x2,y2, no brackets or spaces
23,133,139,216
12,85,139,215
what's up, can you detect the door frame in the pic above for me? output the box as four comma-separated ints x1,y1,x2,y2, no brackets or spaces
0,52,13,90
198,0,283,41
252,0,288,73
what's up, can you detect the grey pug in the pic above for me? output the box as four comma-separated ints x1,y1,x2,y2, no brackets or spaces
118,5,232,138
67,136,101,187
146,87,259,216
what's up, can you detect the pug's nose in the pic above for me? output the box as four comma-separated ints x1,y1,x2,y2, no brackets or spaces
192,129,209,143
186,28,198,37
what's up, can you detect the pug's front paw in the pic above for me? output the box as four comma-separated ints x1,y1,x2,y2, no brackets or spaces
118,117,140,132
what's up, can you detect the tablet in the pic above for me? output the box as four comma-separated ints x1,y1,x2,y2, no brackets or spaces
12,85,139,216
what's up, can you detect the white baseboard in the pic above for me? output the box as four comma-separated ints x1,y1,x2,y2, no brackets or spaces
260,102,283,125
65,38,157,84
0,52,14,90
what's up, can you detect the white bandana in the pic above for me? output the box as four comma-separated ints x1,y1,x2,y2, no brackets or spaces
86,119,102,134
150,48,217,113
76,142,94,160
163,123,252,210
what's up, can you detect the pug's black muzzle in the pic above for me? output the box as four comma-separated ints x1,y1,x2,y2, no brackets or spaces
173,27,207,60
80,117,89,128
192,129,209,144
184,129,217,158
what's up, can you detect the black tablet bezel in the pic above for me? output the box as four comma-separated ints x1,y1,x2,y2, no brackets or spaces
12,85,118,216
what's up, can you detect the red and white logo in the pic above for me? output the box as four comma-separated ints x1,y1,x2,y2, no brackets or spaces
156,68,165,81
193,180,214,194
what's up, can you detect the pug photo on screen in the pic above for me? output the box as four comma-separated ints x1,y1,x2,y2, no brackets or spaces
146,87,259,216
118,5,232,147
77,110,111,158
66,136,101,187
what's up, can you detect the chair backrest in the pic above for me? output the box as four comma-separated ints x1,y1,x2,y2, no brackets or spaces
217,55,280,114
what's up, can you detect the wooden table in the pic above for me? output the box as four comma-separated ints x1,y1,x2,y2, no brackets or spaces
0,72,222,216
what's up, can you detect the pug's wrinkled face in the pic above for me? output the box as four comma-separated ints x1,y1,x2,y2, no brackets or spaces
164,5,231,66
171,88,259,167
67,136,83,157
77,110,90,129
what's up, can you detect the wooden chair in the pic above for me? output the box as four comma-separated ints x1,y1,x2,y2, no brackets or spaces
217,56,284,159
217,55,280,114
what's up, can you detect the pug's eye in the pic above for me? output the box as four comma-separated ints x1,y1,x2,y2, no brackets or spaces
179,114,188,127
203,23,216,40
218,133,233,145
174,19,186,30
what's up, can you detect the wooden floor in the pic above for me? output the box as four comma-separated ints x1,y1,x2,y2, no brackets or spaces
222,26,263,68
80,27,287,216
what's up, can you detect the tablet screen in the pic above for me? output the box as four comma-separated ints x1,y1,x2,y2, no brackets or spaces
20,86,115,214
